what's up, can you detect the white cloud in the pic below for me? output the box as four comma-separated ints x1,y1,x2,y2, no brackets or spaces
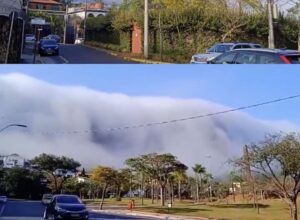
0,73,298,174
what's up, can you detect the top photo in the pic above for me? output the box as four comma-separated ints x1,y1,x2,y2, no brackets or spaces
1,0,300,64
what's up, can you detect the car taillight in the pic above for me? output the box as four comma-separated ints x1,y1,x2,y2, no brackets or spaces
279,55,291,64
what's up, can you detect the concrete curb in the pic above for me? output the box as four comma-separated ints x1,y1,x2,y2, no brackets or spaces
83,44,171,64
91,209,215,220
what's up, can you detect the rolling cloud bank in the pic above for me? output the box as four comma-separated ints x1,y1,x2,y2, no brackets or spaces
0,73,297,174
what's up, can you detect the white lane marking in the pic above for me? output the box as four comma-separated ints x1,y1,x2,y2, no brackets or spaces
59,55,69,64
0,204,5,216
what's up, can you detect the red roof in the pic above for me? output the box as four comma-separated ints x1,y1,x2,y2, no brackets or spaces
29,0,62,5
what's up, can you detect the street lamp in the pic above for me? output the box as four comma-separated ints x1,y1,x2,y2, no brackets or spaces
0,124,28,133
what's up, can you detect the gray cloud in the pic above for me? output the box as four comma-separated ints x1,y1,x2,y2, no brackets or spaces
0,73,298,175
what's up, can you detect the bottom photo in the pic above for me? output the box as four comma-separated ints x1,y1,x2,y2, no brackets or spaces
0,65,299,220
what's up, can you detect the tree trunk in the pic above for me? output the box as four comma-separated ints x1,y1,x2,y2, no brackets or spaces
290,197,298,220
298,31,300,51
151,181,154,204
100,185,107,210
178,180,181,201
196,176,199,203
160,185,165,206
232,181,235,202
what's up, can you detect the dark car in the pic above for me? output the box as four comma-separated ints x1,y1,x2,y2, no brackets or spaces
208,48,300,64
191,42,262,63
43,194,88,220
44,34,61,43
39,39,59,56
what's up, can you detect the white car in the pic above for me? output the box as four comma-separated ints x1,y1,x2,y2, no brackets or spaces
75,38,84,44
190,43,262,64
0,196,7,203
25,34,36,43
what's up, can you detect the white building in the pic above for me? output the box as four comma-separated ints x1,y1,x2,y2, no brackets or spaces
67,7,108,19
0,154,26,168
53,168,76,178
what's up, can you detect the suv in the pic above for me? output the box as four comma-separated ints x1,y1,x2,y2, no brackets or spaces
208,48,300,64
190,42,262,64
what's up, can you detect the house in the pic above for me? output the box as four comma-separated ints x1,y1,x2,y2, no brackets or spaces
28,0,63,12
67,3,108,19
0,154,26,168
53,168,76,178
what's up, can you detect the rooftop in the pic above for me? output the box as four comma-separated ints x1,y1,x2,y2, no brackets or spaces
29,0,62,5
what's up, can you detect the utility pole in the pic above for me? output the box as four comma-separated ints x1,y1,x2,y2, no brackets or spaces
83,0,88,41
64,4,68,44
268,0,275,49
5,11,16,64
144,0,148,59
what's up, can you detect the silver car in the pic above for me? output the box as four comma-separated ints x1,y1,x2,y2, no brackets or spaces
190,42,262,64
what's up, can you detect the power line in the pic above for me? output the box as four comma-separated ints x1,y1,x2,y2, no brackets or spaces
3,94,300,136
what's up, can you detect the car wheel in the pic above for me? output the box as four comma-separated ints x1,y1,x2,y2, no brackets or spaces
43,210,48,219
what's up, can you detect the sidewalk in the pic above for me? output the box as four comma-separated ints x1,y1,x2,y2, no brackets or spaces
21,44,43,64
90,209,216,220
83,44,171,64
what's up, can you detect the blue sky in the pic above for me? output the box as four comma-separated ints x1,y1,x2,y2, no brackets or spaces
1,65,300,124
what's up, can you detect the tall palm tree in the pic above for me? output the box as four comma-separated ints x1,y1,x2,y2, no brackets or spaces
173,170,187,201
192,164,206,203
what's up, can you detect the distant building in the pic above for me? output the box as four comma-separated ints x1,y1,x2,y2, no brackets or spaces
28,0,64,12
67,3,108,19
53,168,76,178
0,154,26,168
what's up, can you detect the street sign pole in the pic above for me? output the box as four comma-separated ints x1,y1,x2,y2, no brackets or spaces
33,25,37,64
64,5,68,44
83,0,87,41
5,11,16,64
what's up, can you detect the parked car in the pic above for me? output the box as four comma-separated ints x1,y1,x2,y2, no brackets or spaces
190,42,262,64
0,196,7,203
44,34,60,43
25,34,36,43
74,38,84,45
43,194,89,220
207,48,300,64
38,39,59,56
42,194,53,205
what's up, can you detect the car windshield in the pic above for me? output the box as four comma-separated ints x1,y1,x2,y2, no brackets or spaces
286,55,300,64
42,40,57,46
253,44,262,48
56,196,80,204
215,45,232,53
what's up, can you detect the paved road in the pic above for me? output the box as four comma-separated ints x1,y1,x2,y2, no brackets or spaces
22,43,135,64
0,200,156,220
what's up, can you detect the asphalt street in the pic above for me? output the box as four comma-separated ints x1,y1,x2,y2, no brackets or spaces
22,43,135,64
0,200,156,220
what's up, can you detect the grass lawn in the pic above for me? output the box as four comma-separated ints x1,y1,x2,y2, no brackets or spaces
84,198,295,220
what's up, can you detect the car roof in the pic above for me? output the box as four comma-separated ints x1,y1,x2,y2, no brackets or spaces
53,194,79,198
233,48,300,55
214,42,261,46
42,39,57,43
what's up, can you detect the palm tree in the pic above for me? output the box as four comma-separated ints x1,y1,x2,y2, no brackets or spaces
173,170,187,201
192,164,206,203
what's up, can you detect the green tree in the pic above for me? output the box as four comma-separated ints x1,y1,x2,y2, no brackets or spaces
236,133,300,220
126,153,187,206
31,153,81,193
192,164,206,203
2,167,46,199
